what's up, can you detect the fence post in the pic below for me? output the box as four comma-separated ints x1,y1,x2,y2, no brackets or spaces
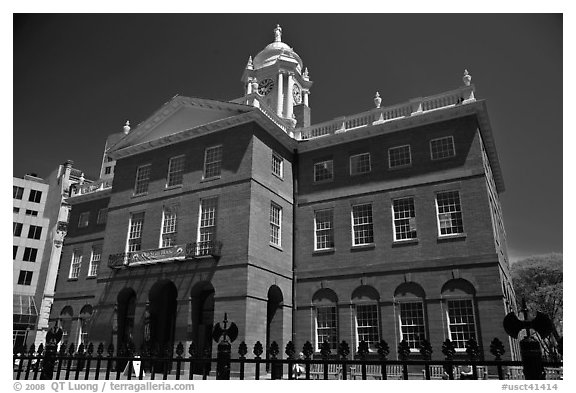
216,339,231,380
269,341,282,380
40,341,57,380
442,339,456,380
490,338,506,380
520,336,545,380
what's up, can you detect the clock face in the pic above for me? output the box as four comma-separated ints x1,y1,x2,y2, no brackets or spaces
292,84,302,104
258,79,275,96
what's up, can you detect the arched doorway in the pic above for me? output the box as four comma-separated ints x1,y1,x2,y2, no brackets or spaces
190,282,215,373
266,285,284,369
59,306,74,347
78,305,93,346
117,288,136,365
148,280,178,359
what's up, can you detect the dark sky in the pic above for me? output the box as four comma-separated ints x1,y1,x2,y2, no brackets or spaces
13,14,562,261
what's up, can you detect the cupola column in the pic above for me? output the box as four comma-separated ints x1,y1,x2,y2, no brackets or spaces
277,72,284,116
286,73,294,119
303,90,309,107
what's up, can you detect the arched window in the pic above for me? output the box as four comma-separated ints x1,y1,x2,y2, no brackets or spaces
312,288,338,351
79,305,93,345
351,285,380,351
59,306,74,345
441,279,477,351
394,282,427,351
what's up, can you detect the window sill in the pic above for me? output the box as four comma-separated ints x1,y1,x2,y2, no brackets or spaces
351,244,375,252
437,233,467,242
201,176,221,183
67,278,78,282
272,173,284,181
131,192,148,199
431,155,456,162
164,184,183,191
86,275,97,280
269,243,283,252
392,239,419,247
313,248,335,255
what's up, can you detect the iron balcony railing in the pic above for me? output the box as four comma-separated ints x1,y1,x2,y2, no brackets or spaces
107,241,223,269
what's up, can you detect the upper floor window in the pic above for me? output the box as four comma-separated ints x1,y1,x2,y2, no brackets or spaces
127,212,145,252
134,164,151,195
350,153,371,175
69,250,82,279
97,208,108,225
23,247,38,262
13,207,20,213
314,160,333,182
388,145,412,168
270,203,282,247
27,225,42,240
272,152,284,178
88,246,102,277
352,204,374,246
78,212,90,228
13,186,24,200
436,191,464,236
392,197,417,241
198,198,217,255
29,189,42,203
25,209,38,216
104,166,112,175
203,145,223,179
430,136,456,160
13,246,18,259
13,222,23,237
17,270,33,286
314,209,334,250
166,155,185,187
161,206,178,248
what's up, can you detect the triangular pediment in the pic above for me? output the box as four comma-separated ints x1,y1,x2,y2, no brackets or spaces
109,96,253,152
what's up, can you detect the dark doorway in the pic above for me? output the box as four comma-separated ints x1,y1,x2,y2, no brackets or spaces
266,285,284,371
148,280,178,370
117,288,136,370
190,282,215,374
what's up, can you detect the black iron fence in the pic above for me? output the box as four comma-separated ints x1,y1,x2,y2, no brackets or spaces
13,338,563,381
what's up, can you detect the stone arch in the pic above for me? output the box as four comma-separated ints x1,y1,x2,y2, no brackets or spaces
440,278,479,351
148,280,178,356
189,281,215,368
441,278,476,296
393,282,428,349
116,287,137,356
351,285,380,302
351,285,381,350
266,285,284,368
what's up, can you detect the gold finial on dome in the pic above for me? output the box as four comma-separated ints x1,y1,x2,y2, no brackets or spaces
274,24,282,42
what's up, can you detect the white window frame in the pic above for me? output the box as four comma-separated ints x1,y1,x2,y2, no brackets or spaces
351,203,374,246
388,145,412,169
350,153,371,176
134,164,151,195
203,145,223,179
197,198,218,255
314,209,334,251
392,197,417,241
313,160,334,183
126,212,145,252
430,136,456,160
78,212,90,228
355,303,380,351
88,246,101,277
272,152,284,178
166,155,185,187
160,206,178,248
270,203,282,247
444,297,478,351
315,306,338,352
69,250,82,279
397,300,426,352
435,190,465,237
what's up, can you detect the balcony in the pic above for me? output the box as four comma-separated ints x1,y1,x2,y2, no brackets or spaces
107,241,223,269
71,178,113,197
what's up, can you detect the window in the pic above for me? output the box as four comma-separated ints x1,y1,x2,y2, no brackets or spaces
314,160,333,182
203,145,223,179
29,189,42,203
88,246,101,277
399,302,426,350
350,153,371,175
134,164,151,195
97,208,108,225
25,209,38,216
104,166,112,175
198,198,217,255
17,270,33,286
446,299,477,350
69,250,82,279
430,136,456,160
78,212,90,228
352,204,374,246
356,304,379,350
166,155,185,187
270,203,282,247
13,207,20,213
13,246,18,259
13,186,24,200
127,212,145,252
388,145,412,168
27,225,42,240
13,222,23,237
314,209,334,250
160,206,178,248
272,152,284,178
392,198,417,241
316,306,338,351
23,247,38,262
436,191,464,236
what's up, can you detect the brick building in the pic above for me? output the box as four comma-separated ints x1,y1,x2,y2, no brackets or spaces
50,25,518,363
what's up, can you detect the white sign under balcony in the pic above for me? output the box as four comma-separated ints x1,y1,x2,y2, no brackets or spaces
130,245,186,266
